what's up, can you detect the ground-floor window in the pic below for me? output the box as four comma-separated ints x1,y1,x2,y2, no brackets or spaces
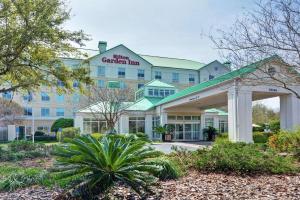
219,120,228,133
152,116,161,139
129,117,145,133
205,117,214,128
37,126,49,133
83,118,107,134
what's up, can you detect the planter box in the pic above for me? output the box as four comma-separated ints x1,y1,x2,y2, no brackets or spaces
165,134,172,141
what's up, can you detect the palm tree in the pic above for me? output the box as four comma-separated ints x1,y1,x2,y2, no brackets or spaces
52,134,164,198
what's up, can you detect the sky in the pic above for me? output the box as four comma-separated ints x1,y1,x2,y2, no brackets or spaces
65,0,279,109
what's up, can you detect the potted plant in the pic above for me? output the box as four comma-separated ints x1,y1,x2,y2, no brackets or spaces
154,125,167,141
165,124,175,141
202,126,218,141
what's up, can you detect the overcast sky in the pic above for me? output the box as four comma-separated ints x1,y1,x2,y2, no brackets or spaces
65,0,279,109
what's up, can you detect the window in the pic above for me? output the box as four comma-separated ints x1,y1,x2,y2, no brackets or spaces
192,116,200,120
83,118,107,134
57,80,64,87
159,89,165,97
98,80,105,88
268,67,276,76
56,108,64,117
170,90,175,95
37,126,49,133
205,118,214,128
148,89,153,96
97,66,105,76
129,117,145,133
73,81,79,88
167,115,176,120
137,69,144,79
23,92,33,102
120,81,126,89
24,107,32,116
184,116,191,120
41,107,50,117
154,71,161,80
189,74,195,84
2,92,12,100
118,67,126,78
214,66,218,71
165,90,170,97
41,92,50,101
56,94,64,103
152,116,161,139
209,75,215,80
137,83,144,89
177,116,184,120
172,73,179,83
219,120,228,133
154,89,159,96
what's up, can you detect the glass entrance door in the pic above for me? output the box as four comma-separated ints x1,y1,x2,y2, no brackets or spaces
184,124,192,140
175,124,183,140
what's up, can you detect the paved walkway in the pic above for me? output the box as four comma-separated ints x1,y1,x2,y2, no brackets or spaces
151,141,212,154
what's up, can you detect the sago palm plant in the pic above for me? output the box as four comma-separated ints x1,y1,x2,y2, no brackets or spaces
52,134,163,197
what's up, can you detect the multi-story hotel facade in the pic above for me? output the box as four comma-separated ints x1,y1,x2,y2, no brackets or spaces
2,41,231,138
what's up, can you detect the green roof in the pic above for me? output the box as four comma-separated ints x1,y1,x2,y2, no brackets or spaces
140,55,206,70
145,80,175,88
205,108,228,115
156,55,280,106
126,97,163,111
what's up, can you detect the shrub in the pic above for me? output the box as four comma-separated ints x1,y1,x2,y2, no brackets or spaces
90,133,104,140
197,142,298,174
8,140,43,152
151,157,181,180
52,135,164,197
57,127,80,142
0,168,47,191
253,132,272,143
34,131,45,136
130,132,151,142
34,135,57,142
203,126,218,141
51,118,74,133
268,129,300,152
269,120,280,133
214,133,230,144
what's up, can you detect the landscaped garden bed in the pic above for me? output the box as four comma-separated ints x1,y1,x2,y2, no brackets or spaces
0,129,299,199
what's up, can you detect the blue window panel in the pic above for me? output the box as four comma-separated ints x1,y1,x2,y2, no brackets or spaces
209,75,215,80
189,74,195,84
2,92,12,100
172,73,179,83
148,89,153,96
154,71,161,80
97,66,105,76
56,108,64,117
41,108,50,117
56,94,64,103
137,69,145,79
138,83,144,89
170,90,175,95
23,92,33,102
118,67,126,78
24,107,32,116
41,92,50,101
98,80,105,88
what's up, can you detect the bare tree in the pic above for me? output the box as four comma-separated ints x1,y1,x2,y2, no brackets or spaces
0,98,23,126
86,85,134,133
211,0,300,98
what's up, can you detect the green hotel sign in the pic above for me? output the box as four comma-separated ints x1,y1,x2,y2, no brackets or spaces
107,81,120,89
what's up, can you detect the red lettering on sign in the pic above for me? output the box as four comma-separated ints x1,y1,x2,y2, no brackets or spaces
102,54,140,66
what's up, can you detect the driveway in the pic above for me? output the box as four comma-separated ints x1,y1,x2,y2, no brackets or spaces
150,141,212,154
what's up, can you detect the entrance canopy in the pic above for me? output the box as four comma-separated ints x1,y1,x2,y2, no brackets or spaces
155,56,300,143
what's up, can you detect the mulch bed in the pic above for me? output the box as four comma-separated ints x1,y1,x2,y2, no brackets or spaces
1,171,299,200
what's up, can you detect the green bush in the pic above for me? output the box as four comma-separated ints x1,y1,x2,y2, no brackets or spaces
34,135,57,142
151,157,181,180
130,132,151,142
52,135,164,197
197,142,298,174
268,129,300,152
57,127,80,142
8,140,44,152
253,132,272,143
269,120,280,133
0,168,47,191
51,118,74,132
34,131,45,136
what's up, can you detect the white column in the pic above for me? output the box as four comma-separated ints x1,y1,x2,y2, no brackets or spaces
160,112,168,126
228,89,253,143
119,114,129,134
74,115,84,134
200,114,206,140
7,125,16,141
145,114,153,139
280,94,300,130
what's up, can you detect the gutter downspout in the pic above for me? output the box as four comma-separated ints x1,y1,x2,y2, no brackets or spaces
234,79,239,141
